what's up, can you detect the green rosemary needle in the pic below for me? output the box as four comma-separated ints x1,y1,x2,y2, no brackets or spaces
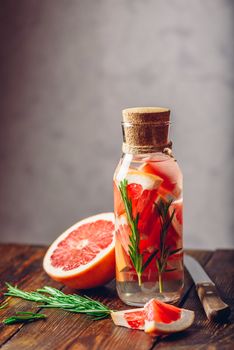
5,284,112,320
3,311,46,325
0,301,8,310
155,198,182,293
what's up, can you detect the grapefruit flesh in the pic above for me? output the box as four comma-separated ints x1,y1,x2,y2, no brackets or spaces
169,198,183,236
43,213,115,289
144,299,194,335
140,160,182,199
111,308,145,330
114,169,182,280
115,214,131,255
115,236,132,276
144,299,181,324
114,170,163,255
111,298,194,335
124,310,146,330
114,169,163,217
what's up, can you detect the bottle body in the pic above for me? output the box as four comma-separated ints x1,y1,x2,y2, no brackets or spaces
114,152,183,306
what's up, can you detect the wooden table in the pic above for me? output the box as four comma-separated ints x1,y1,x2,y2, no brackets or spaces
0,244,233,350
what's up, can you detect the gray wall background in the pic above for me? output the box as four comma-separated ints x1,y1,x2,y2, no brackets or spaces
0,0,233,249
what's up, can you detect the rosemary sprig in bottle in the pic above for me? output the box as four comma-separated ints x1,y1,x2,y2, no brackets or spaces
119,179,158,286
5,284,112,320
155,199,182,293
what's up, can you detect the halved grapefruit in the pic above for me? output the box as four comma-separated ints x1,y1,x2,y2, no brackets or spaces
43,213,115,289
111,298,194,336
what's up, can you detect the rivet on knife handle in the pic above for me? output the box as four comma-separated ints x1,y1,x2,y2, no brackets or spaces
196,282,230,321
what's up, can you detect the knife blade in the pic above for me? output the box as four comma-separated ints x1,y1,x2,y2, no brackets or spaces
184,254,230,321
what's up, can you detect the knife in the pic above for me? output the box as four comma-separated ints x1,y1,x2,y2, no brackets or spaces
184,254,230,321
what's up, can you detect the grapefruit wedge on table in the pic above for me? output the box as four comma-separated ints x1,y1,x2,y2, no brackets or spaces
43,213,115,289
111,298,194,335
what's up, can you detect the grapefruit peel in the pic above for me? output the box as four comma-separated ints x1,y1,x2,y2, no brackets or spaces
125,169,163,190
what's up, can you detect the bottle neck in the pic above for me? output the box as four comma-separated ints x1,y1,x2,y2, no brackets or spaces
120,149,175,166
122,141,172,154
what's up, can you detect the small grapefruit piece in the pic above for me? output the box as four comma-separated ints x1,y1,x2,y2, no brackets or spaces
43,213,115,289
114,181,125,216
111,299,194,335
111,308,145,330
115,214,131,254
169,198,183,235
140,162,182,199
114,169,162,216
115,169,162,224
144,299,194,335
126,170,162,225
125,169,163,190
115,212,159,258
115,235,132,274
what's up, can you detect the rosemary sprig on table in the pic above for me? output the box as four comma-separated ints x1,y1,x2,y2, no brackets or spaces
3,311,46,325
0,302,8,310
119,179,158,286
155,199,182,293
4,284,112,320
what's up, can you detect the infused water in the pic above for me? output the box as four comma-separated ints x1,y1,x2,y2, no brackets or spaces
114,108,183,306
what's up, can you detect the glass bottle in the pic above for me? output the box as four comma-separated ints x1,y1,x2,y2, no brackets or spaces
113,107,183,306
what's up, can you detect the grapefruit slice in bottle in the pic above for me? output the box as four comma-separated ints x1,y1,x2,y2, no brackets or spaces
125,170,162,223
43,213,115,289
140,161,182,199
169,198,183,235
114,169,163,250
115,214,131,255
125,169,163,191
115,237,132,278
114,169,163,217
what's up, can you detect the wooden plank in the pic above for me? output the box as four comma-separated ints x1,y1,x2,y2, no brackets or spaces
0,244,38,275
154,250,234,349
0,244,63,346
0,246,217,350
64,280,155,350
0,246,126,350
0,244,46,299
36,250,212,350
0,280,154,350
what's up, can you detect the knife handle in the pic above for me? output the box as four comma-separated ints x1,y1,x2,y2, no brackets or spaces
196,282,230,321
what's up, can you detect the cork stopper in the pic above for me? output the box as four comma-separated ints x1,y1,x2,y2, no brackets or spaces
122,107,171,154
